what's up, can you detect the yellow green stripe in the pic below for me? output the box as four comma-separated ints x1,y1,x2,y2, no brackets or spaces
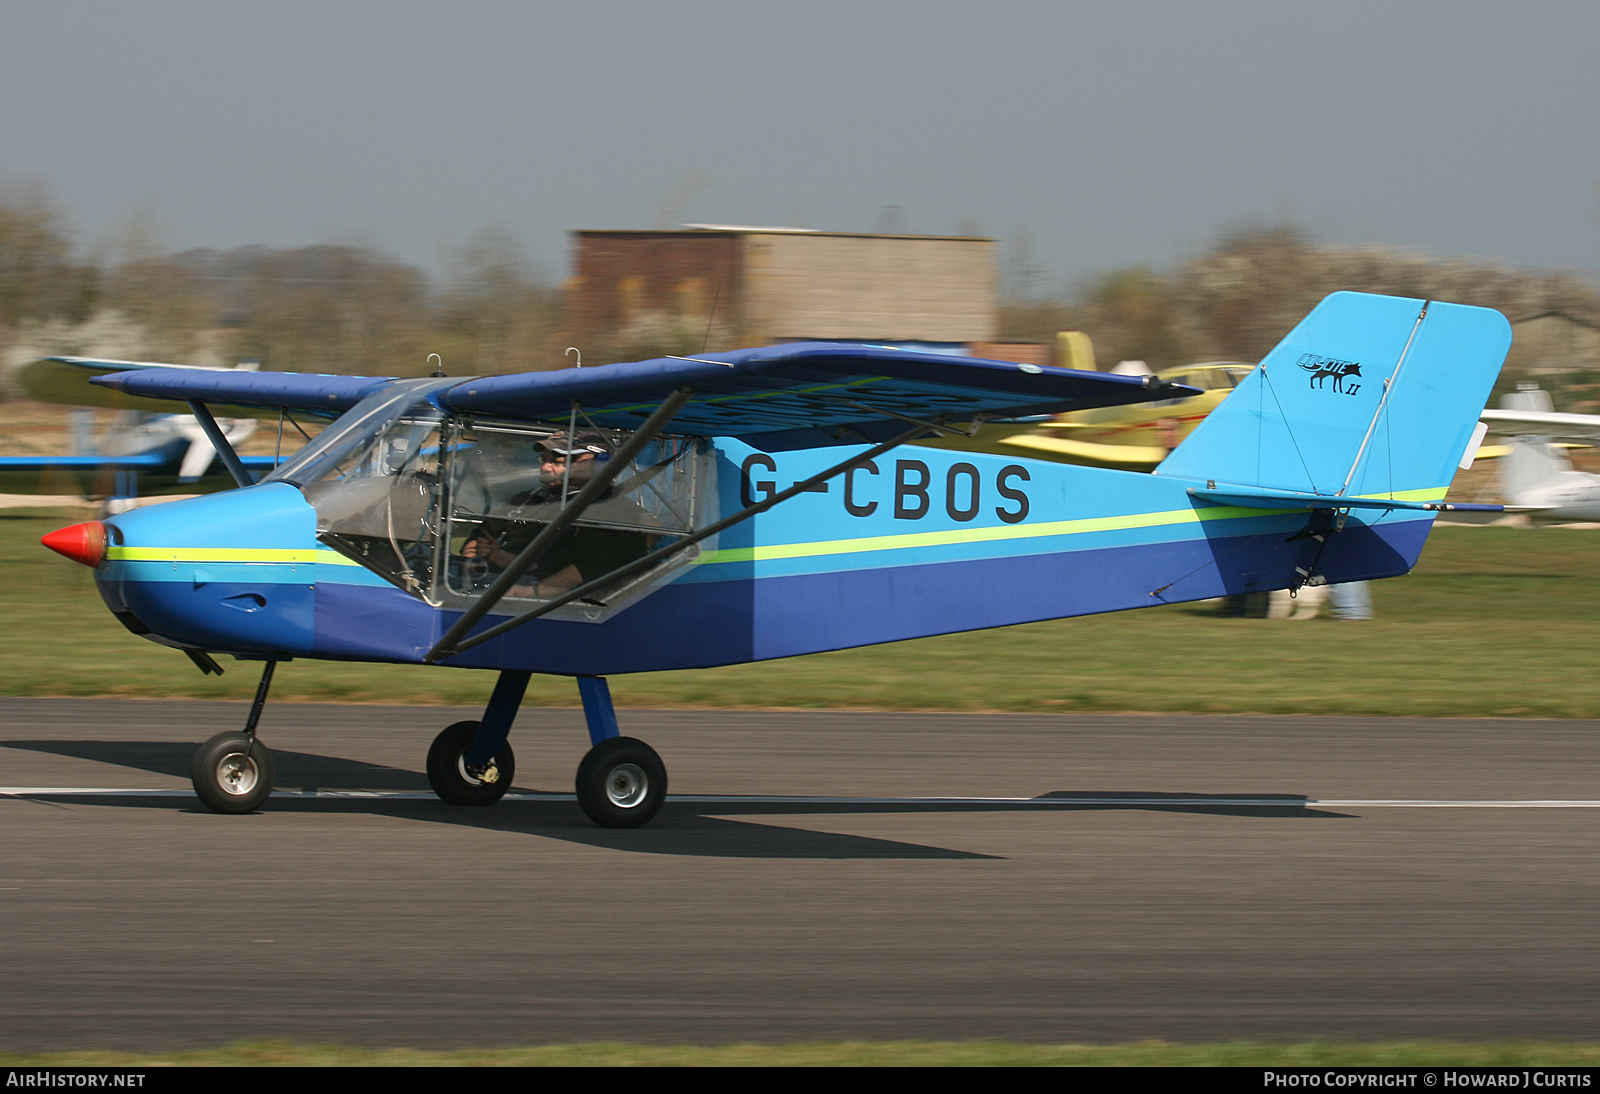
106,547,360,566
1370,487,1449,502
697,505,1247,565
697,487,1449,566
101,488,1448,571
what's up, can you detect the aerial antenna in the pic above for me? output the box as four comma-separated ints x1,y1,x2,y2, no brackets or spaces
701,282,722,353
427,353,445,378
561,353,584,502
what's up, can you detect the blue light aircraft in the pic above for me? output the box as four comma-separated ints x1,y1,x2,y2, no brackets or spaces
39,293,1510,826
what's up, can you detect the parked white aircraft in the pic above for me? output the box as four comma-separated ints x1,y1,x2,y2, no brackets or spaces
4,357,267,500
1481,386,1600,522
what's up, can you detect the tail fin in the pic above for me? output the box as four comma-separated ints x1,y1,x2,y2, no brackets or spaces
1157,292,1511,500
1502,436,1577,504
1501,384,1555,415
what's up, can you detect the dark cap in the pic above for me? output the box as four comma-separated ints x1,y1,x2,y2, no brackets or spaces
537,430,612,457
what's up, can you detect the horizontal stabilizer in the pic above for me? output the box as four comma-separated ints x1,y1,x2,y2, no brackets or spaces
1188,484,1503,513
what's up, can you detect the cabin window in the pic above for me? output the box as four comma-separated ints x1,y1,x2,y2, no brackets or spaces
440,422,713,619
279,386,715,622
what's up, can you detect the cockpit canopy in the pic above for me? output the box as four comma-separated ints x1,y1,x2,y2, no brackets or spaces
267,381,715,622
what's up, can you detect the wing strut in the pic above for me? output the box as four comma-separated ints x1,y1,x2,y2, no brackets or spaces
186,400,253,488
427,418,938,661
429,388,695,661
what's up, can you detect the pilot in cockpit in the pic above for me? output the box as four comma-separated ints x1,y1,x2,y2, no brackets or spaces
460,430,653,599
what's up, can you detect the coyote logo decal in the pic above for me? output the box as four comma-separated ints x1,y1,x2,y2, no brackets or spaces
1298,354,1362,394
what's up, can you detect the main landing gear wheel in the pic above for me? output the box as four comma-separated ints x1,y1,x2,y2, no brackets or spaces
575,737,667,828
191,732,275,814
427,720,515,806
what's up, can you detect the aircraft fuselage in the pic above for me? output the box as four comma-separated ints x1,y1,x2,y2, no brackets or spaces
94,438,1431,677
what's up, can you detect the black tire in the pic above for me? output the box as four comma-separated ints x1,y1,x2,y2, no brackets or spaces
426,720,515,805
191,731,275,814
575,737,667,828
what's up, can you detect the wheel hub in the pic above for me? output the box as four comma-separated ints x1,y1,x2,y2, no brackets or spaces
217,753,259,796
605,763,648,808
458,754,500,786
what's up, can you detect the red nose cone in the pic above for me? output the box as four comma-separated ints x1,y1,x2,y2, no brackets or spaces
41,521,107,568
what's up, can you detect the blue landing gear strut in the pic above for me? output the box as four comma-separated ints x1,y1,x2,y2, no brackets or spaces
425,670,527,806
573,676,668,828
467,670,531,768
424,671,669,827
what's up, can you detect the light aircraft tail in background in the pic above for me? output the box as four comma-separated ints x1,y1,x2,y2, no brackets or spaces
1481,385,1600,522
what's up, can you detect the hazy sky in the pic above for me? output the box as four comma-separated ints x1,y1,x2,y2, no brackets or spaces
3,0,1597,290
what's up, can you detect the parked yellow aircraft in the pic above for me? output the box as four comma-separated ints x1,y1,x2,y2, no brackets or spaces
1013,361,1255,468
918,330,1254,469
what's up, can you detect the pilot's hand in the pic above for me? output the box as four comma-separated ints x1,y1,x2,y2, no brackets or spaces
461,535,496,559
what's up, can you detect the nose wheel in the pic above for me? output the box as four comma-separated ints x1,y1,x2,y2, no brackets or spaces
190,660,279,814
575,737,667,828
427,720,516,805
192,731,276,814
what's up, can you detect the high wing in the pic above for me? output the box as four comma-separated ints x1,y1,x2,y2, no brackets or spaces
21,357,220,409
62,359,391,420
86,342,1199,449
18,357,334,420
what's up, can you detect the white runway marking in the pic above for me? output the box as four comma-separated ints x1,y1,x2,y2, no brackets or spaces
3,787,1600,808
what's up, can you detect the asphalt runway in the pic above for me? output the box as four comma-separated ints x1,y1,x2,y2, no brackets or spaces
2,697,1598,1050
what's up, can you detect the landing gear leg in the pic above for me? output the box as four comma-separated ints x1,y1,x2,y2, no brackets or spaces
426,670,527,805
191,659,278,814
573,676,666,828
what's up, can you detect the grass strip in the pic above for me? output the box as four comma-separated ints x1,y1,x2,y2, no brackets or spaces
8,512,1600,718
4,1040,1600,1067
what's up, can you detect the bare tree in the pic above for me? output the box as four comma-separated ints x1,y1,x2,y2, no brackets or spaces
435,227,561,374
186,245,430,375
0,184,95,330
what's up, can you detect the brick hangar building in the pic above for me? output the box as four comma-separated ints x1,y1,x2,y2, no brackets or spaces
563,225,1044,365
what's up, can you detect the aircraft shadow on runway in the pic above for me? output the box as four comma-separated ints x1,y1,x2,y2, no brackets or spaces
2,737,428,788
1,738,1352,861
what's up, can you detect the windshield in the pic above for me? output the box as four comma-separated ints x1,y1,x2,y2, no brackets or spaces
264,378,457,488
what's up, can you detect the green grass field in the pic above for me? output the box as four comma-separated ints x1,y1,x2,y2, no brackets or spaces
5,509,1598,717
3,1039,1600,1066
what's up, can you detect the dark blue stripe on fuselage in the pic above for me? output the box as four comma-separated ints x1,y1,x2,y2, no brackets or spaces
298,515,1428,675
